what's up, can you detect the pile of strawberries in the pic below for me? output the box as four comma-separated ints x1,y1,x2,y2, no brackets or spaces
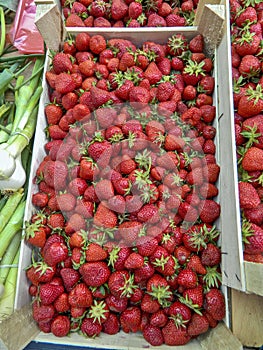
61,0,198,27
24,32,226,346
231,0,263,263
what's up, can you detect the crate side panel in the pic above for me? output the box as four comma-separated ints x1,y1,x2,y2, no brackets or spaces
244,262,263,296
216,2,245,291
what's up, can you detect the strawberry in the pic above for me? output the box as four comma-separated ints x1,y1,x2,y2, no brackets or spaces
129,86,151,105
52,52,73,74
50,315,70,337
166,13,186,27
187,255,207,274
120,306,141,333
242,146,263,171
89,34,107,54
235,6,257,27
162,321,191,346
81,317,102,337
187,313,209,337
128,1,143,19
177,268,198,288
39,282,64,305
182,284,204,309
149,309,168,327
244,204,263,226
79,261,111,287
203,288,225,321
94,179,115,201
199,200,221,224
25,221,47,248
56,192,76,212
60,267,81,292
65,213,86,234
54,72,76,94
143,324,164,346
93,202,118,228
242,115,263,149
242,221,263,255
75,32,90,52
157,81,175,102
201,243,221,267
189,34,204,53
124,252,144,269
111,0,128,20
137,203,159,223
45,103,63,125
238,181,261,209
237,85,263,118
53,292,70,313
147,13,166,27
43,241,68,267
238,54,261,78
144,62,162,85
102,313,120,335
26,262,56,286
32,301,55,323
85,242,108,261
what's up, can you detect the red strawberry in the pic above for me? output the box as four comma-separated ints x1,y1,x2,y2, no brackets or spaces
25,221,46,248
94,179,115,200
187,255,207,274
79,261,111,287
200,243,221,266
129,86,151,105
65,213,86,234
237,85,263,118
54,73,76,94
85,242,108,261
143,324,164,346
53,292,70,313
45,104,63,125
244,204,263,226
39,282,64,305
79,158,96,180
43,242,68,267
90,86,111,108
111,0,128,20
203,288,225,321
102,313,120,335
147,13,166,27
199,200,221,224
137,204,159,223
243,221,263,255
120,306,141,333
81,317,102,337
75,32,90,51
128,1,142,19
93,203,118,228
32,301,55,323
107,195,126,213
187,313,209,337
182,284,204,308
189,34,204,53
26,262,56,286
242,115,263,149
50,315,70,337
89,34,107,54
238,181,261,209
177,268,198,288
242,146,263,171
68,282,93,307
144,62,162,85
60,267,81,292
52,52,73,74
124,252,144,269
162,321,191,346
56,192,76,212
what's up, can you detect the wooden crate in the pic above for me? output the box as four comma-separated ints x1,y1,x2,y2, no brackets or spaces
8,1,245,349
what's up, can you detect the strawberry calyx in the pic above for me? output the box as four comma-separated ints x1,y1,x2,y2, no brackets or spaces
183,60,205,77
245,84,263,104
235,30,255,46
241,0,262,6
120,273,138,298
202,266,222,290
152,255,170,270
88,300,109,324
169,314,189,329
137,13,147,26
107,246,121,268
92,225,117,240
167,34,188,56
178,294,202,315
148,284,172,308
241,219,254,244
109,132,124,143
135,149,152,170
181,9,195,26
240,125,261,149
143,0,159,12
24,221,43,240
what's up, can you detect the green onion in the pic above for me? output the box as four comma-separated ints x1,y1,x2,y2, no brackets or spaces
0,248,20,320
0,232,21,285
0,200,25,260
0,189,24,233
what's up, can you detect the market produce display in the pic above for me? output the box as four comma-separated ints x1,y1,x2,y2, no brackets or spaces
230,0,263,263
0,6,44,320
24,31,226,346
61,0,198,27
